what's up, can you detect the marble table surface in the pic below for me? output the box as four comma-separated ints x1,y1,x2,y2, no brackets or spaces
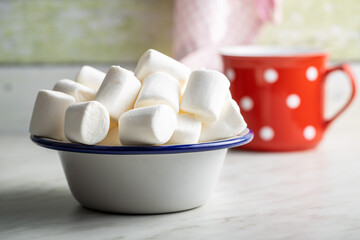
1,96,360,240
1,64,360,239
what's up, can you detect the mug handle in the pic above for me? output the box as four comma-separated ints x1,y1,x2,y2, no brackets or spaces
323,63,357,129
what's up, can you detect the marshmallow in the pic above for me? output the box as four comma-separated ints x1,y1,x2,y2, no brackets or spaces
97,127,121,146
180,70,230,123
134,72,180,113
29,90,75,140
64,101,110,145
134,49,191,89
119,105,177,145
199,99,247,142
75,66,106,91
95,66,141,121
226,89,232,100
167,113,202,145
53,79,96,102
109,119,118,130
97,120,119,146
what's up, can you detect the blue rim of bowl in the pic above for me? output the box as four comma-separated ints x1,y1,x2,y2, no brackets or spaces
30,128,253,155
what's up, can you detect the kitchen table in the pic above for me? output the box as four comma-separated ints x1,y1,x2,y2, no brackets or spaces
0,64,359,240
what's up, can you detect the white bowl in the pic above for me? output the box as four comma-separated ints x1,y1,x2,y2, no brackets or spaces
31,129,253,214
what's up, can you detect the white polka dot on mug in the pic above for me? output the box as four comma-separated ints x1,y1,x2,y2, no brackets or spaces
303,125,316,140
263,68,278,83
259,126,274,141
226,68,235,82
240,96,254,111
286,94,301,109
306,66,318,81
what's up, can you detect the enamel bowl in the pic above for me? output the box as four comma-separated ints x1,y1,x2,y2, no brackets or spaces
31,129,253,214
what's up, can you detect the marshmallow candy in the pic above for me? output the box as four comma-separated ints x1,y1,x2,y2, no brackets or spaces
97,120,119,146
119,105,177,145
134,72,180,113
64,101,110,145
109,119,118,130
53,79,96,102
95,66,141,121
134,49,191,89
226,89,232,100
29,90,75,140
167,113,202,145
75,65,106,91
97,127,121,146
180,70,230,123
199,99,247,142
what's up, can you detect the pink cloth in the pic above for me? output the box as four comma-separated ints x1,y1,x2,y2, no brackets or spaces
173,0,282,71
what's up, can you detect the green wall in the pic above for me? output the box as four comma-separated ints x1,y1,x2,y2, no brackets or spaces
0,0,173,64
0,0,358,64
257,0,360,61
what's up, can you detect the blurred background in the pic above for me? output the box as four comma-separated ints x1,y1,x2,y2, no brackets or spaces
0,0,359,134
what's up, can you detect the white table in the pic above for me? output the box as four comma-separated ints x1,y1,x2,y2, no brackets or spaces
1,99,359,240
1,64,360,239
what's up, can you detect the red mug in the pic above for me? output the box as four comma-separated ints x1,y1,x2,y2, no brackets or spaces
221,46,357,151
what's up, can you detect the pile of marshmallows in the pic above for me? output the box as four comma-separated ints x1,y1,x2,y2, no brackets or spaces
29,49,247,146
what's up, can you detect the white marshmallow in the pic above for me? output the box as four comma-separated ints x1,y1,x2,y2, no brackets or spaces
53,79,96,102
167,113,202,145
134,49,191,89
29,90,75,140
134,72,180,113
199,99,247,142
97,127,121,146
109,119,118,130
226,89,232,100
75,66,106,91
180,69,230,123
64,101,110,145
95,66,141,121
119,105,177,145
97,120,119,146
